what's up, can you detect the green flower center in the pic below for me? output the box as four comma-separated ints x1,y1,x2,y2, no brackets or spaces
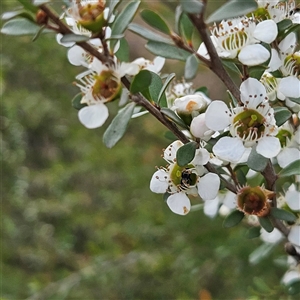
284,53,300,76
250,7,271,21
93,70,121,101
79,2,105,22
170,163,197,190
222,31,248,51
237,186,269,216
233,109,265,141
276,129,292,147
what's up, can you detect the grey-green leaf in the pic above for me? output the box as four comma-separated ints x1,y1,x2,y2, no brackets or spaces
249,243,276,265
71,93,86,110
274,107,292,127
270,208,297,223
278,159,300,177
176,141,198,167
103,102,136,148
223,210,244,228
158,73,176,105
128,23,173,44
1,18,40,36
130,70,152,95
17,0,39,13
140,9,171,35
60,34,90,43
180,0,204,14
245,226,261,239
185,54,198,80
206,0,258,24
289,97,300,104
145,41,190,61
160,108,189,129
247,146,268,172
258,216,274,233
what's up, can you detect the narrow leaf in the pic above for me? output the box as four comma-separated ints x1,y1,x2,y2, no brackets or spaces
180,0,204,14
140,9,171,35
61,34,90,43
176,141,198,167
148,72,167,106
206,0,258,24
158,73,176,105
270,208,297,223
1,10,35,22
247,146,268,172
277,19,293,35
128,23,173,44
274,107,292,126
223,210,244,228
179,13,194,42
115,38,130,62
108,0,121,15
245,226,261,239
221,59,242,75
1,18,40,35
161,108,189,129
103,102,136,148
184,54,198,80
289,97,300,104
259,216,274,233
278,159,300,177
72,93,86,110
248,65,266,80
17,0,39,13
249,243,276,265
145,41,190,61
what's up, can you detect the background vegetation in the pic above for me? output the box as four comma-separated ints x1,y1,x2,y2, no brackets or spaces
1,0,297,299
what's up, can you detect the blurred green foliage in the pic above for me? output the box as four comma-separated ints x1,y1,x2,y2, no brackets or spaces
1,1,298,299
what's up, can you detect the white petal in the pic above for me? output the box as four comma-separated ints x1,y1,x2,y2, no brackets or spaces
286,189,300,211
190,113,214,140
163,140,183,161
204,197,220,218
68,46,88,67
282,270,300,285
267,49,282,72
78,104,109,129
197,42,210,60
147,56,165,73
260,228,283,244
279,33,296,53
278,77,300,98
167,193,191,215
223,191,236,209
277,147,300,168
257,136,281,158
205,101,229,131
213,137,245,163
240,77,267,107
197,173,220,200
193,148,210,165
253,20,278,43
288,225,300,246
150,169,169,193
238,44,270,66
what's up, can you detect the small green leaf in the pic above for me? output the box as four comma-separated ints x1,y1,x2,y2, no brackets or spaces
115,38,130,62
245,226,261,239
253,277,272,293
60,34,90,43
71,93,86,110
1,18,40,36
108,0,121,15
164,130,177,141
206,0,258,24
161,108,189,129
184,54,198,80
289,97,300,104
110,1,140,50
288,280,300,295
195,86,209,97
274,107,292,127
180,0,204,14
223,210,244,228
145,41,190,61
278,159,300,177
248,65,266,80
270,208,297,223
247,146,268,172
249,243,275,265
176,141,198,167
148,72,167,106
277,19,293,35
103,102,136,148
281,24,300,40
17,0,39,13
140,9,171,35
221,59,242,75
1,10,35,22
234,164,248,186
128,23,173,44
158,73,176,105
259,216,274,233
179,13,194,43
130,70,152,95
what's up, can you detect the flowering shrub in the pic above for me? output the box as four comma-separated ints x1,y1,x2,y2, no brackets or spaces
2,0,300,295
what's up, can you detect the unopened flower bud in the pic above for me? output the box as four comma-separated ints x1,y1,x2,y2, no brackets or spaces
190,113,214,141
237,186,273,217
36,9,48,26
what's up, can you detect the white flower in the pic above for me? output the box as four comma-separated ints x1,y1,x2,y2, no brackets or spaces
131,56,165,73
198,17,278,66
75,59,140,128
289,225,300,247
205,78,280,162
150,140,220,215
190,113,215,141
260,228,283,244
286,184,300,212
